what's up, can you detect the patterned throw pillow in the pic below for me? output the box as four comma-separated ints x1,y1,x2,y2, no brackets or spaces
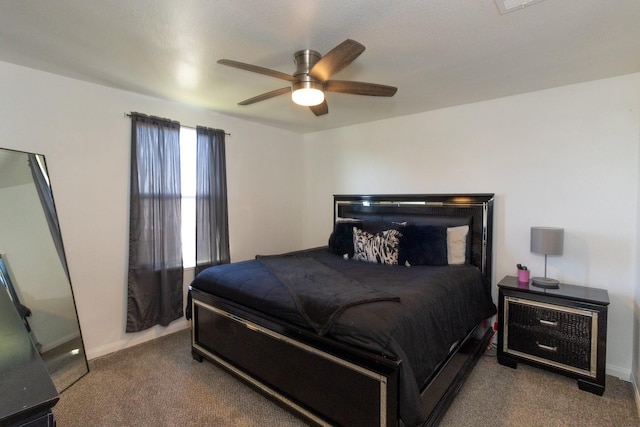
352,227,401,265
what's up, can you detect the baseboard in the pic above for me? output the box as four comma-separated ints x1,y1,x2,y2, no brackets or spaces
606,364,632,382
86,319,190,360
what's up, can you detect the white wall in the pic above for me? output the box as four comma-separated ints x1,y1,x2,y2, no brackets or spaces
302,73,640,380
0,61,305,359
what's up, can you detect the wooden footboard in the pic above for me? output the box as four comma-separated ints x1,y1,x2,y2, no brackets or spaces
191,288,492,427
191,289,400,426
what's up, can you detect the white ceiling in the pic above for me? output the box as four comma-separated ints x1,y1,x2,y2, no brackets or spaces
1,0,639,134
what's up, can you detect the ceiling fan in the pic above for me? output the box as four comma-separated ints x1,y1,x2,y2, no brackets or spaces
217,39,397,116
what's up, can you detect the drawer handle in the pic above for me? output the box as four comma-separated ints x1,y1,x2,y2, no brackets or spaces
536,342,558,352
539,319,558,327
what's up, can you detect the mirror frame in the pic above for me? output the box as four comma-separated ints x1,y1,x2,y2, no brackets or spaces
0,147,89,391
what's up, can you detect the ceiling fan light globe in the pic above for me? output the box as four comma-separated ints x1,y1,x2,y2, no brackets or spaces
292,87,324,106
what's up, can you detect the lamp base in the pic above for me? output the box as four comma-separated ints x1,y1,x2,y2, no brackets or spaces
531,277,560,289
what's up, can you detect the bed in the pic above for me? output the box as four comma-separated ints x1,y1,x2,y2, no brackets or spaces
189,194,496,426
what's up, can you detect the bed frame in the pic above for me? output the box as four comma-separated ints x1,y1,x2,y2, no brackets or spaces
190,194,495,426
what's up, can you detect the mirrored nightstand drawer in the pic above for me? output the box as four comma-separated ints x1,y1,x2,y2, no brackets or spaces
504,296,597,376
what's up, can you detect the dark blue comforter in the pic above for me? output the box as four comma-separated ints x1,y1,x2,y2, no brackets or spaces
190,247,495,426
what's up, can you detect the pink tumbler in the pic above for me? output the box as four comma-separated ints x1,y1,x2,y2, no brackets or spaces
517,269,530,283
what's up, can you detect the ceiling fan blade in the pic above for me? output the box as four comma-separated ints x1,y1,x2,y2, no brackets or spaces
325,80,397,97
309,100,328,116
238,87,291,105
218,59,296,82
308,39,365,81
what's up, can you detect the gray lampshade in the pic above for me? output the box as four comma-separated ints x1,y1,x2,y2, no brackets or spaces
530,227,564,256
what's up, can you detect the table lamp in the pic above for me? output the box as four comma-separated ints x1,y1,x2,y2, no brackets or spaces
530,226,564,289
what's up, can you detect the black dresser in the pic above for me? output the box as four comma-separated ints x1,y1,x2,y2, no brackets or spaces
497,275,609,395
0,289,59,426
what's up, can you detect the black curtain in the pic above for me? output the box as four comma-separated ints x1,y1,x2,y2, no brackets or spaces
195,126,230,275
127,113,183,332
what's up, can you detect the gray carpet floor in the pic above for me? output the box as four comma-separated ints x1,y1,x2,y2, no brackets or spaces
53,329,639,426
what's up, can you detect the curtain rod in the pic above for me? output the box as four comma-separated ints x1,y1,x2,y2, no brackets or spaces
124,113,230,136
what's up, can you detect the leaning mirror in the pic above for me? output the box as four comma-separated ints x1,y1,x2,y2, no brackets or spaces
0,148,88,391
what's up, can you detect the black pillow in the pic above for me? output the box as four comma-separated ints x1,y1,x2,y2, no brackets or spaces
328,220,362,257
398,225,448,266
360,220,405,234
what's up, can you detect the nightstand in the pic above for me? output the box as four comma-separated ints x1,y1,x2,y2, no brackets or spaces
497,275,609,395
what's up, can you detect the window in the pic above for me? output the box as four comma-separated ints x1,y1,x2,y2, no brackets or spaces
180,127,196,268
128,112,229,331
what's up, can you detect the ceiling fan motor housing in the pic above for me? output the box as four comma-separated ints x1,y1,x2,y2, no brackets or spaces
294,49,321,77
291,49,325,105
293,49,323,88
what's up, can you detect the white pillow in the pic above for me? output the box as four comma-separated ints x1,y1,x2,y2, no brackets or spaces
447,225,469,265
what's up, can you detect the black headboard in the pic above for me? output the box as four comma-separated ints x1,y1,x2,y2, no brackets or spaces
333,194,495,290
